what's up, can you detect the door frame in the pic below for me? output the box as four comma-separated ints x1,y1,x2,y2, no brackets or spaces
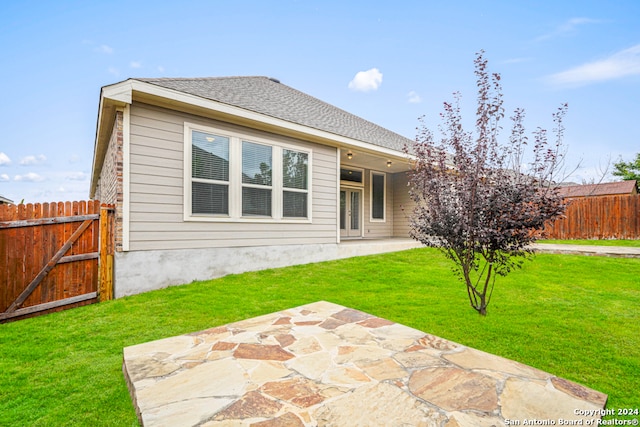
340,187,363,239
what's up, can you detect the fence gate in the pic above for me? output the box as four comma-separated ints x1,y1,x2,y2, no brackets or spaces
0,200,114,323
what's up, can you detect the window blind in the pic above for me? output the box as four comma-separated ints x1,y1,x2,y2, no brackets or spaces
192,131,230,215
242,187,272,216
242,141,272,216
283,149,308,218
283,150,308,189
192,131,229,181
242,141,272,185
192,182,229,215
283,192,307,218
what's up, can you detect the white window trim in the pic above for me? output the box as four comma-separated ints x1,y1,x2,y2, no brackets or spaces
340,165,365,187
184,122,312,223
370,170,386,223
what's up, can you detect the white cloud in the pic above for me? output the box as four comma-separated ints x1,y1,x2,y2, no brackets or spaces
158,65,165,73
0,152,10,166
108,66,120,76
20,154,46,166
536,17,600,42
561,17,599,29
548,44,640,86
69,154,80,163
14,172,45,182
348,68,383,92
407,91,422,103
98,44,114,54
130,61,142,68
0,173,9,182
65,172,89,181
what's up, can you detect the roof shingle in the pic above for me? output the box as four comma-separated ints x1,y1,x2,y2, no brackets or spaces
136,76,412,152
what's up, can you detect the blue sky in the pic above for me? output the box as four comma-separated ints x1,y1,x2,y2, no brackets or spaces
1,0,639,203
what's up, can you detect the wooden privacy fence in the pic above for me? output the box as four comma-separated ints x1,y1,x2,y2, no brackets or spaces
0,200,114,322
545,194,640,240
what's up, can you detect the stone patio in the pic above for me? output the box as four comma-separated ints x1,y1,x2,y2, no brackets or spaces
123,301,607,426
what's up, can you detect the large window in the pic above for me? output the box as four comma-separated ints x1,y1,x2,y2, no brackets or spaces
242,141,272,216
371,171,386,221
283,149,308,218
185,123,311,222
191,131,229,215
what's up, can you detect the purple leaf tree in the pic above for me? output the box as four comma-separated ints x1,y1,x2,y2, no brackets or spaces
406,51,568,315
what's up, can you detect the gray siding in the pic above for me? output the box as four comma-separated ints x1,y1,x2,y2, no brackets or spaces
392,172,413,237
127,102,338,251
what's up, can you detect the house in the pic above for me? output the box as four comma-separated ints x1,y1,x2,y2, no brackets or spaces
0,195,14,205
557,180,638,199
90,76,420,297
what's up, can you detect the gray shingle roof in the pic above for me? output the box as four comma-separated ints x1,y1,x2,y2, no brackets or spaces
136,76,411,152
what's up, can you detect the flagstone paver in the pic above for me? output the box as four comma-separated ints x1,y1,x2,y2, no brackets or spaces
123,301,608,426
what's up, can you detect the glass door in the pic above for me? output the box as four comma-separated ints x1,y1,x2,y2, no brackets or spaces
340,188,362,238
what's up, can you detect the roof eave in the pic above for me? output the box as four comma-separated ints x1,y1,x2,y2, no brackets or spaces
89,80,133,198
132,80,410,158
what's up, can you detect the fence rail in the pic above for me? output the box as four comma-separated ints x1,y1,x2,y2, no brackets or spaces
544,194,640,240
0,200,114,322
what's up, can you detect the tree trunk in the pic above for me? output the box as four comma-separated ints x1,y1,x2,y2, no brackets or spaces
464,265,490,316
477,296,488,316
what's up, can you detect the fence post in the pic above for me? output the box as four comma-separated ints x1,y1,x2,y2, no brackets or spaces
99,206,114,301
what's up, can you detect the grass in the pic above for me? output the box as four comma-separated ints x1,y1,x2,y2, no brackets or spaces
1,248,639,426
538,239,640,247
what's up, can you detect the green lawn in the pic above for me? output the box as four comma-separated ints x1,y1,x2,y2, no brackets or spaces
1,248,639,426
538,239,640,247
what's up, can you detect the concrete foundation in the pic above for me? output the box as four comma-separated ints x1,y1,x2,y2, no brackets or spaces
113,239,422,298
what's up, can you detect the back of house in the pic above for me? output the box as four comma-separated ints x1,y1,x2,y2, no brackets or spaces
90,76,419,296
